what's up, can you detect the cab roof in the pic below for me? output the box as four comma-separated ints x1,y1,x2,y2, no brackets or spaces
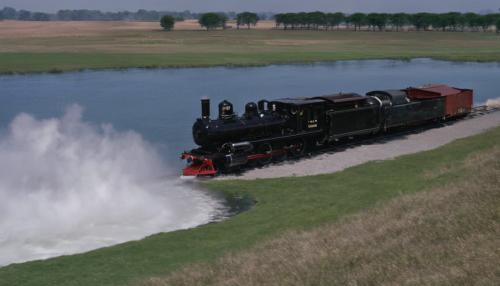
271,97,325,106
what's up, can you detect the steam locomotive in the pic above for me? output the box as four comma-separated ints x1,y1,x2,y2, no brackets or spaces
181,84,473,177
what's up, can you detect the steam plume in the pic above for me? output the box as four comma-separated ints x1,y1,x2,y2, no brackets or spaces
0,105,225,266
486,97,500,109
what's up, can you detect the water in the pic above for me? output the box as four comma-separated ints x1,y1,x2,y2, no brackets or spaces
1,59,499,165
0,58,499,265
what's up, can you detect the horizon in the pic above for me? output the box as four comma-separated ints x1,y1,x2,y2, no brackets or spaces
1,0,499,14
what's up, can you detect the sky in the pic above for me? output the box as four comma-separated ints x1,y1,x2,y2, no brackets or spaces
1,0,499,13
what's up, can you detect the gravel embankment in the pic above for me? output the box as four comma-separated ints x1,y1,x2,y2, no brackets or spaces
220,110,500,180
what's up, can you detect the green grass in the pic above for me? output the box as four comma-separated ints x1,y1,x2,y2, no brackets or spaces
153,144,500,286
1,125,499,286
2,29,500,73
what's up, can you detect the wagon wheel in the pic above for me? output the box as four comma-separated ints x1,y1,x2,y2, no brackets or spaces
288,139,306,157
257,143,273,165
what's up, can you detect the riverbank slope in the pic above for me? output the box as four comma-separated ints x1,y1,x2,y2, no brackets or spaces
149,138,500,286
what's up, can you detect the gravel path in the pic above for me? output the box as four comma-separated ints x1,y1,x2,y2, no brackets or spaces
219,111,500,180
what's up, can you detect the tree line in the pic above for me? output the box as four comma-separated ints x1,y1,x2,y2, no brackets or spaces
0,7,228,21
160,12,260,31
2,6,500,33
0,7,272,22
0,6,51,21
165,11,500,32
274,12,500,32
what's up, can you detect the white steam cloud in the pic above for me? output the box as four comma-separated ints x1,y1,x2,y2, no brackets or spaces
0,105,225,266
486,97,500,109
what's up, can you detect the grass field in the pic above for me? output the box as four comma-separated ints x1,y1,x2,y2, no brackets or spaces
151,147,500,286
1,124,499,286
1,20,500,73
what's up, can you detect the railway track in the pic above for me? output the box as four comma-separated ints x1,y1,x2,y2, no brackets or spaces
469,105,500,117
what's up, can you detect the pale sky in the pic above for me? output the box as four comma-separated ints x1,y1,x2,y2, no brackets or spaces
1,0,499,13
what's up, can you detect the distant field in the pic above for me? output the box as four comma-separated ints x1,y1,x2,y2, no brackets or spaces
1,20,500,73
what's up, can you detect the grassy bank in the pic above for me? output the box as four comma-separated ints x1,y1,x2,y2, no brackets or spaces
151,147,500,285
1,21,500,73
0,123,499,285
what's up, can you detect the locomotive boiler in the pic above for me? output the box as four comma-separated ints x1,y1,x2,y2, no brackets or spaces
181,84,473,177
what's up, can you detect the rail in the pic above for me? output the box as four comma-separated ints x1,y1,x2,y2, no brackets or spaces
469,105,500,118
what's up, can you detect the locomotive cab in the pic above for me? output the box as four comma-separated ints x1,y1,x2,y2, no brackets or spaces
314,93,382,139
269,98,325,133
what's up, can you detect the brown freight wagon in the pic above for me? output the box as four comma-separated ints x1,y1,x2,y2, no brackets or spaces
406,84,473,118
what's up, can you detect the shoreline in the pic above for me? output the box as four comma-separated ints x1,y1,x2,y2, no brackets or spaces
1,55,500,76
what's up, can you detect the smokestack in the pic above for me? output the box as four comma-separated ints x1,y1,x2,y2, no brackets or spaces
201,97,210,119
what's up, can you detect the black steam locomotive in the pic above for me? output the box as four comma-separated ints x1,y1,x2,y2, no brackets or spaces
181,84,473,177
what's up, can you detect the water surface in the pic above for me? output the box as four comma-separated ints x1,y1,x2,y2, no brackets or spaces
1,59,498,166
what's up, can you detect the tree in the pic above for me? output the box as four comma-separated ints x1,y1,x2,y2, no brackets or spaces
476,15,489,32
390,13,409,31
367,13,388,31
18,10,32,21
135,9,160,21
274,13,298,30
297,12,308,29
198,13,227,30
274,13,283,28
160,15,175,31
410,13,433,31
236,12,259,29
431,14,448,31
32,12,50,21
306,11,326,29
274,13,293,30
455,13,467,31
479,14,497,32
57,10,72,20
348,13,366,31
496,18,500,33
1,7,17,19
325,12,345,30
444,12,463,31
464,12,481,31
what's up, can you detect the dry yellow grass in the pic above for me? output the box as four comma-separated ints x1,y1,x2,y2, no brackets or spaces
0,20,276,39
145,147,500,286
